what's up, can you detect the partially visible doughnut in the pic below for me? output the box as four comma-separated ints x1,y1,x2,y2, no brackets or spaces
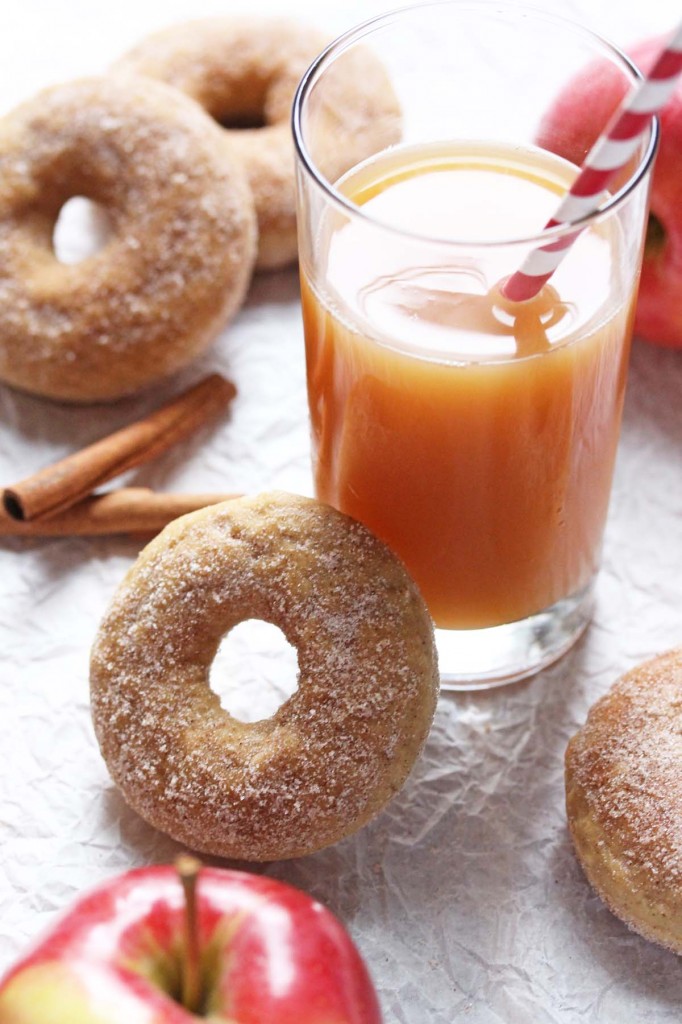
565,648,682,954
0,76,256,403
90,492,438,861
113,18,402,270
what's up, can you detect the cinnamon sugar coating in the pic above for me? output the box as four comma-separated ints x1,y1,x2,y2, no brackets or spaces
565,648,682,954
90,492,439,861
0,76,256,402
113,18,402,270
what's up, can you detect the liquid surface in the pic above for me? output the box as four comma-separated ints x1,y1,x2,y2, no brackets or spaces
302,141,636,628
327,141,616,361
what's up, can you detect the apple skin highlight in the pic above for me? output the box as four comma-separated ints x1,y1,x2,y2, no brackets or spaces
537,34,682,350
0,865,382,1023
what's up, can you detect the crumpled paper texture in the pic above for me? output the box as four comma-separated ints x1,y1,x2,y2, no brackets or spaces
1,2,682,1021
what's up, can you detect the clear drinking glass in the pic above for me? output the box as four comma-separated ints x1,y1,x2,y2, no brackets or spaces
293,1,656,689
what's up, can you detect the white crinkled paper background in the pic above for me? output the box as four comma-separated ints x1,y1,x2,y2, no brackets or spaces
1,1,681,1021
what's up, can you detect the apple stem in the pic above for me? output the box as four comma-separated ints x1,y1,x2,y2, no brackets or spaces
176,855,203,1014
645,212,666,256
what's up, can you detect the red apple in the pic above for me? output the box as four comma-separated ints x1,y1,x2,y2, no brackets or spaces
536,34,682,349
0,860,382,1023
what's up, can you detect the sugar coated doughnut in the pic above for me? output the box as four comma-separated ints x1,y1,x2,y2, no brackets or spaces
90,492,438,861
0,76,256,403
565,649,682,954
113,18,402,270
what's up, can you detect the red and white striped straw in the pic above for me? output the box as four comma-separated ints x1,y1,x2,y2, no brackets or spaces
501,19,682,304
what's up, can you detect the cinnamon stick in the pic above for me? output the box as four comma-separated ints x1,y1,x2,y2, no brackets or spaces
0,488,241,537
2,374,236,522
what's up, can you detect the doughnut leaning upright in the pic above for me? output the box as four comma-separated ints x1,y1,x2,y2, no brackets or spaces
90,492,439,861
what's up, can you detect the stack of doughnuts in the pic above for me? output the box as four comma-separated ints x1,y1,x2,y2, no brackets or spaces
0,17,401,403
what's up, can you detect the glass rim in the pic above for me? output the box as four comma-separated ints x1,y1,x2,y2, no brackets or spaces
291,0,659,250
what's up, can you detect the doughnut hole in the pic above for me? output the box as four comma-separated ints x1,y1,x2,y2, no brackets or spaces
215,111,267,131
209,619,299,724
212,101,266,132
194,75,271,135
52,195,114,264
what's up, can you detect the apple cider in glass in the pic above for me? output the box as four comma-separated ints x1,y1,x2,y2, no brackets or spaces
301,140,635,631
293,2,655,688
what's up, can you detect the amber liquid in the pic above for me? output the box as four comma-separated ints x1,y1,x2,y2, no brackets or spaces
301,142,635,629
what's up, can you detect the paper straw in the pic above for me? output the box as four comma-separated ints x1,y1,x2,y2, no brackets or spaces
501,19,682,303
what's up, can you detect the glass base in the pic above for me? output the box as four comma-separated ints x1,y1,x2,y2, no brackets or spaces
436,581,594,691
